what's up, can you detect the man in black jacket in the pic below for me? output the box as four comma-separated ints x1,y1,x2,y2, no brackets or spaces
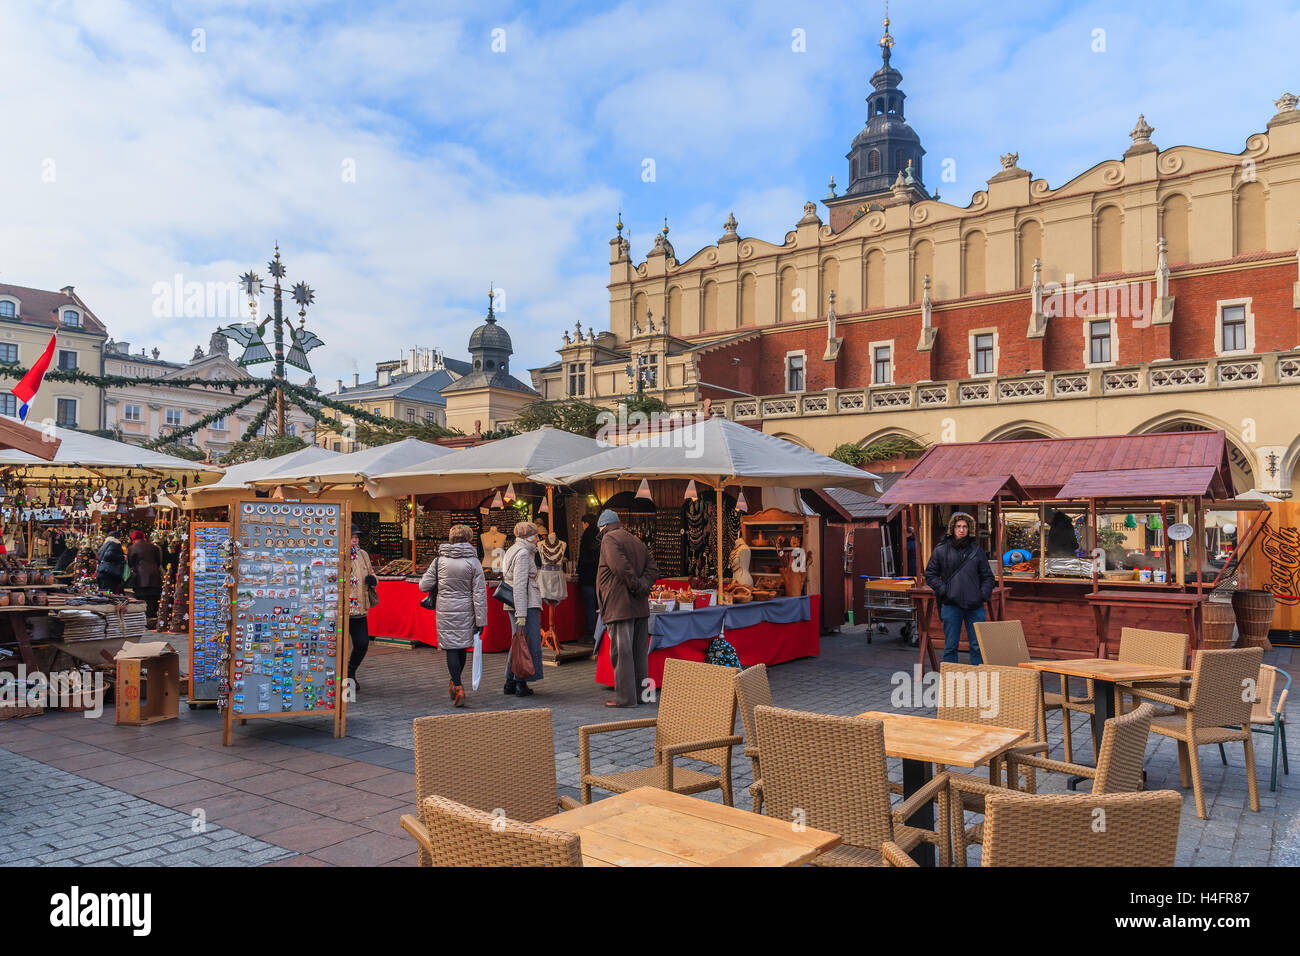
577,513,601,643
924,511,995,665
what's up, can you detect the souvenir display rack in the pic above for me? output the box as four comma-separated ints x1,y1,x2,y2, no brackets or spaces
188,522,232,705
654,507,684,578
221,499,350,745
740,508,813,595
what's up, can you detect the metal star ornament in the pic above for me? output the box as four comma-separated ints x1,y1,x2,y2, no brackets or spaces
291,282,315,308
239,271,262,297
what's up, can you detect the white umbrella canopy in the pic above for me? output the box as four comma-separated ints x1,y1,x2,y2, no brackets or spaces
0,418,221,482
369,425,603,497
199,444,340,492
246,438,452,490
531,417,882,493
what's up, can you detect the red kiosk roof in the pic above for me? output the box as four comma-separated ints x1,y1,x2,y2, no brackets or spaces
880,431,1234,503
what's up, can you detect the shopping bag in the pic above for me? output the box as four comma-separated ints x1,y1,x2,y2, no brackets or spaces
471,630,483,690
509,625,536,679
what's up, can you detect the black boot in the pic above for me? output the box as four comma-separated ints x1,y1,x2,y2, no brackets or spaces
503,679,517,696
515,682,534,697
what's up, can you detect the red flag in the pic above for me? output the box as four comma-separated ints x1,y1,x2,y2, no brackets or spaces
12,332,57,421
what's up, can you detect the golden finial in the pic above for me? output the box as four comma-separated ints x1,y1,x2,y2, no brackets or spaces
662,217,670,236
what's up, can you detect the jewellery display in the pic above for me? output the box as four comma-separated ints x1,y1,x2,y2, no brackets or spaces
222,500,349,745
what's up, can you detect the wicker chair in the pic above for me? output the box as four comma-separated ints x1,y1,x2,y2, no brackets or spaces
579,658,742,805
938,662,1049,866
1115,627,1189,714
1218,664,1289,792
734,664,772,813
400,794,582,867
884,789,1183,867
1130,646,1264,820
945,703,1159,865
754,705,949,866
405,708,579,866
975,619,1094,763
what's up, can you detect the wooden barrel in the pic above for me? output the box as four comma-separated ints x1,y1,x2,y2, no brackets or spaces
1232,589,1276,651
1202,600,1237,650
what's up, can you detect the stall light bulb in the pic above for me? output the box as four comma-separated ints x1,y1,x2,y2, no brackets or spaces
636,479,653,501
491,489,504,509
538,498,550,514
504,482,516,503
736,490,748,513
684,480,698,501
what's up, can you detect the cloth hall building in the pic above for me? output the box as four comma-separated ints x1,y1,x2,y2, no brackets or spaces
529,23,1300,497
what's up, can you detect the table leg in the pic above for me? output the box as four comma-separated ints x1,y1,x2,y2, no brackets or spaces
915,597,938,674
901,758,936,867
1068,681,1115,791
10,612,39,672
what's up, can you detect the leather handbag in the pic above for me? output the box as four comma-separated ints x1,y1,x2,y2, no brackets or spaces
419,558,438,610
493,550,515,607
509,624,536,679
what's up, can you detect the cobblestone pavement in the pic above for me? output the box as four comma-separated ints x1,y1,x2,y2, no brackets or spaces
2,629,1296,866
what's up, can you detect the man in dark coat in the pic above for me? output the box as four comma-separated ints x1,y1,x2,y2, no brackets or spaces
96,535,126,594
576,513,601,643
127,531,164,627
924,511,995,665
595,510,659,708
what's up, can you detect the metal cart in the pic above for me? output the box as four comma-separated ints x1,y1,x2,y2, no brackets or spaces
860,576,918,645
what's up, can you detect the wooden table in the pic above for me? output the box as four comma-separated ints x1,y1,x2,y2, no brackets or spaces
910,585,1010,672
1086,590,1205,658
856,711,1030,866
536,786,841,867
1019,658,1191,787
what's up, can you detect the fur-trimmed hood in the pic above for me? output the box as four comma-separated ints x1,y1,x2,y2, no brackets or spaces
946,511,977,538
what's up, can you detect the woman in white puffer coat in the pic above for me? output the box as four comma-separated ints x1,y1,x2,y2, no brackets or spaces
419,524,487,707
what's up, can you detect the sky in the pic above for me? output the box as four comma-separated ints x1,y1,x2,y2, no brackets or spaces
2,0,1297,389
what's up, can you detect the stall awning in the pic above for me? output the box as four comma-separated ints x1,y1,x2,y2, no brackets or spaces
876,473,1029,505
1054,466,1229,500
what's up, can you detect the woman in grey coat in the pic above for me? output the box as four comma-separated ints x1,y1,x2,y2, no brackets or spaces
502,521,543,697
419,524,487,707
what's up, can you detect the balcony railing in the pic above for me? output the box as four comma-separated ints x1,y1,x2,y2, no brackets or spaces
699,351,1300,423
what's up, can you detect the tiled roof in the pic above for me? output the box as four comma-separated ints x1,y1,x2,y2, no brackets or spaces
331,364,472,407
440,367,540,397
880,431,1233,502
0,283,107,334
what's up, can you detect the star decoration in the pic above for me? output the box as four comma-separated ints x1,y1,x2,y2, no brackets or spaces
291,282,315,307
267,259,286,278
239,271,261,296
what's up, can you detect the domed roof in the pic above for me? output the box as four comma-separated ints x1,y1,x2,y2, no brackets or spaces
468,313,512,354
852,114,923,150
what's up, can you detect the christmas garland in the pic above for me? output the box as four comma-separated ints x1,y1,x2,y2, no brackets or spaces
0,366,265,391
240,401,274,443
141,385,274,450
279,379,426,432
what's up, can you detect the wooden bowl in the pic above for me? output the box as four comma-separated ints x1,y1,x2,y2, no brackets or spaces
751,589,777,602
11,590,26,605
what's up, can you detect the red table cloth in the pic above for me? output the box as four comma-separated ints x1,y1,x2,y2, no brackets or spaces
595,594,821,688
368,577,589,653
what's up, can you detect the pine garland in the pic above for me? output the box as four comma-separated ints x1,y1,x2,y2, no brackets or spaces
0,366,262,391
141,385,273,450
240,401,274,442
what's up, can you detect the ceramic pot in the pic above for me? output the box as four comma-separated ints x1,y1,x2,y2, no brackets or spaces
11,590,26,606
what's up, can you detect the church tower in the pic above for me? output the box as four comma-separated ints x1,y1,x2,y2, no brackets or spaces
825,17,930,229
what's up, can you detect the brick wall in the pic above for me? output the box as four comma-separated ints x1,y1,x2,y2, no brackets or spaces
690,260,1298,394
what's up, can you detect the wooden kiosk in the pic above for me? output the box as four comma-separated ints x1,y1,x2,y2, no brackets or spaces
877,431,1243,671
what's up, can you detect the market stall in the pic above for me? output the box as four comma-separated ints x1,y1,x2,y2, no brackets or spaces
533,417,880,686
0,422,217,692
368,426,602,655
877,431,1240,669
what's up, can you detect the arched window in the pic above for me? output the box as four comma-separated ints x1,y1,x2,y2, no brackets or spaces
865,249,885,308
1160,195,1190,264
1017,221,1043,287
665,286,681,335
851,157,859,182
868,149,880,173
889,96,898,113
1095,206,1122,275
821,258,840,316
962,231,987,295
61,310,80,327
911,239,934,303
701,281,718,331
739,273,757,326
1235,183,1266,255
0,302,14,318
779,266,798,324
